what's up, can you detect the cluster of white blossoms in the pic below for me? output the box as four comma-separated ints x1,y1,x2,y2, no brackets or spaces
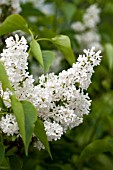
0,0,21,15
0,34,102,149
71,4,103,51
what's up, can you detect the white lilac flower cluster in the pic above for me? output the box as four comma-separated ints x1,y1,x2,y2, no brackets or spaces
0,0,21,15
0,34,102,149
71,4,103,51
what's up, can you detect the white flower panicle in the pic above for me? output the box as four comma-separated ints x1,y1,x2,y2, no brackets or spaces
0,0,21,14
83,4,101,28
0,34,102,150
0,34,28,88
76,30,103,51
71,4,103,51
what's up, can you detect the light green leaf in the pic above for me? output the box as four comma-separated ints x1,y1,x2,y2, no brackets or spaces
0,61,13,91
77,138,113,169
42,50,55,73
51,35,75,65
105,43,113,70
30,39,44,68
21,100,37,155
34,119,52,159
0,143,5,165
0,14,30,36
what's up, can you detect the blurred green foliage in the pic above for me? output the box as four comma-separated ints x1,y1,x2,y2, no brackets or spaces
1,0,113,169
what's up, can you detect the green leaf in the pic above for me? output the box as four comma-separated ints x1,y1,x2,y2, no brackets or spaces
11,96,38,155
105,43,113,70
0,143,5,165
0,61,13,91
22,150,46,170
34,119,52,159
42,50,55,73
0,14,30,36
10,95,25,151
30,39,44,68
0,97,6,110
51,35,75,65
62,2,76,23
21,100,37,155
97,154,113,170
0,157,11,170
61,164,74,170
9,155,21,170
77,138,113,169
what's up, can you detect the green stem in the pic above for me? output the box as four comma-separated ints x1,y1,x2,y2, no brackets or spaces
28,29,34,40
37,38,51,42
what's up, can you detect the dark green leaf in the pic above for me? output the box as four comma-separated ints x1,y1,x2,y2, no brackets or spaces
34,119,52,158
21,100,37,155
97,154,113,170
77,138,113,169
0,14,30,36
51,35,75,65
0,157,11,170
22,150,45,170
30,39,44,68
9,155,21,170
0,61,13,91
0,97,6,110
35,165,45,170
42,50,55,73
0,143,5,165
